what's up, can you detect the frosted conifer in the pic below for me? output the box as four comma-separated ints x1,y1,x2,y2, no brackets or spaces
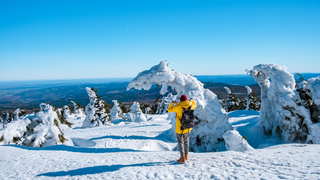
14,108,27,121
71,101,85,116
156,93,173,114
244,86,261,111
223,87,241,112
0,103,70,147
124,102,147,122
145,107,151,114
249,64,318,143
110,100,124,121
82,87,111,128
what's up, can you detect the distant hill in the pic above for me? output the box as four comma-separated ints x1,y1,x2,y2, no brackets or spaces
0,73,319,111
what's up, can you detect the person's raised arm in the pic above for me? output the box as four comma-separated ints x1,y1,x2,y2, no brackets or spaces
168,100,180,113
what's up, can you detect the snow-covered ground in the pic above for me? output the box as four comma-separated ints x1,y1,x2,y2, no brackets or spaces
1,112,320,179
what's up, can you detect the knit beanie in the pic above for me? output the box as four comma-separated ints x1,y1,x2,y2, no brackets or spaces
180,95,187,102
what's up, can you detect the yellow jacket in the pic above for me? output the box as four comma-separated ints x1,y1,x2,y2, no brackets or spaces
168,100,197,134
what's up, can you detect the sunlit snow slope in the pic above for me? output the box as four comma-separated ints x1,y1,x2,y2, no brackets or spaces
1,112,320,179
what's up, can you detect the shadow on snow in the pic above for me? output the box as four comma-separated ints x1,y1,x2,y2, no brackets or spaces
37,162,175,177
5,144,145,153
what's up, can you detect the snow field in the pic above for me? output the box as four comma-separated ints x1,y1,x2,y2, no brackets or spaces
1,113,320,179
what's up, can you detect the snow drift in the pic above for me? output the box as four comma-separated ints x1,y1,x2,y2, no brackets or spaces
127,60,232,152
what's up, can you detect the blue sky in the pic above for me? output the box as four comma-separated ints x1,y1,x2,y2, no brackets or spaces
0,0,319,81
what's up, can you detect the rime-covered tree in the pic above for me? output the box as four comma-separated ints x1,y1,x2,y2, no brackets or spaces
249,64,318,143
156,93,174,114
144,107,151,114
71,100,85,116
82,87,111,128
304,77,320,124
223,87,241,112
14,108,27,121
0,103,70,147
124,102,147,122
110,100,124,121
244,86,261,111
127,61,232,152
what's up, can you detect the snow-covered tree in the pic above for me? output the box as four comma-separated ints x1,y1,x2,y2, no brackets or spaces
2,113,11,128
304,77,320,124
124,102,147,122
249,64,318,143
110,100,124,121
0,103,71,147
71,100,85,116
82,87,111,128
62,105,71,118
156,93,174,114
14,108,27,121
223,87,242,112
144,107,151,114
244,86,261,111
127,60,232,152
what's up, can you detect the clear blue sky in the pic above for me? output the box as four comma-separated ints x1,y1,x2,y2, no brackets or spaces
0,0,319,81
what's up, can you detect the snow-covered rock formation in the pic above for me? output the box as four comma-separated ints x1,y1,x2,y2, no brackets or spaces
127,60,232,152
0,103,71,147
249,64,319,143
124,102,147,122
223,130,254,152
110,100,124,121
82,87,111,128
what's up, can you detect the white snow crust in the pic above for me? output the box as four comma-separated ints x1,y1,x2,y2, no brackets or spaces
1,111,320,179
127,60,232,152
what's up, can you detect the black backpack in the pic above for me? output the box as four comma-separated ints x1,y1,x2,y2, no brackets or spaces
180,105,195,130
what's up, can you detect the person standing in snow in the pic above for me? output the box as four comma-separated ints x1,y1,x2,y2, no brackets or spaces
168,95,197,164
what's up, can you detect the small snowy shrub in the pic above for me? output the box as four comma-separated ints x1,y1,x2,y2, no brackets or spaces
110,100,124,121
144,107,151,114
55,106,74,128
223,130,254,152
14,108,27,121
82,87,111,128
124,102,147,122
244,86,261,111
127,60,232,152
223,87,242,112
71,100,85,116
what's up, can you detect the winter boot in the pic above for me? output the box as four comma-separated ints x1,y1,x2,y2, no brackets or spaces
177,157,185,164
185,154,188,160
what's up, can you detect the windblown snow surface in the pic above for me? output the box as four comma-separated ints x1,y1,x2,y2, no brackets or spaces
1,112,320,179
